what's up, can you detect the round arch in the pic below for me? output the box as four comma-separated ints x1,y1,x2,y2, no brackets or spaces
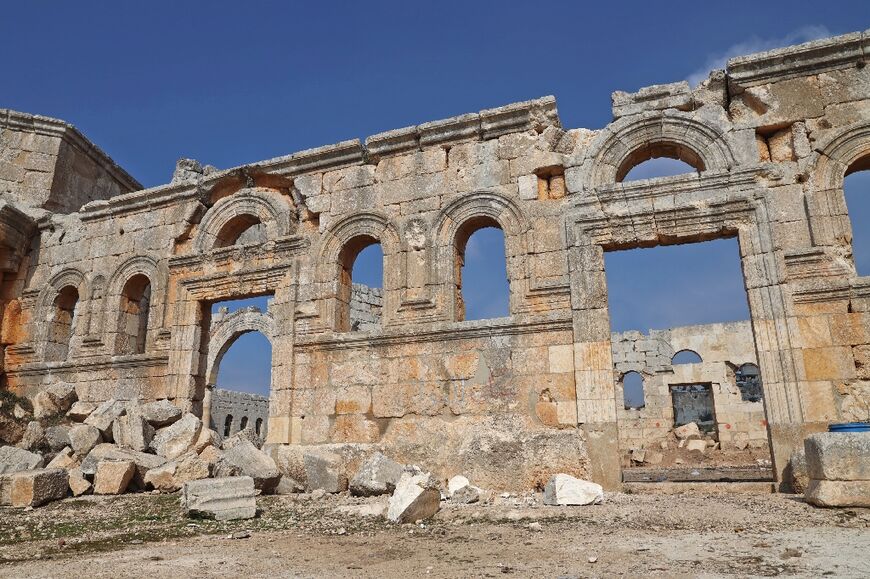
206,307,275,386
193,188,293,253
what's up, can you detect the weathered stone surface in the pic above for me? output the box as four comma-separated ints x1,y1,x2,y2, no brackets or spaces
673,422,702,440
46,446,78,470
805,479,870,508
543,474,603,506
274,476,304,494
387,469,441,523
182,476,257,521
68,424,102,456
222,439,280,493
150,413,202,460
222,426,263,451
451,484,481,504
10,468,68,507
194,427,220,453
144,453,211,491
140,400,182,428
786,448,809,494
804,432,870,481
304,450,347,493
112,402,155,452
31,382,77,419
685,439,708,453
81,443,166,488
16,420,44,451
0,445,44,474
68,467,91,496
67,401,96,422
447,475,471,497
93,459,136,495
349,452,403,497
335,502,388,518
84,399,127,437
44,425,71,452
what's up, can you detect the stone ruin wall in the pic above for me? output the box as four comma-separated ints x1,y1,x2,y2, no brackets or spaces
209,388,269,440
1,30,870,489
612,321,769,454
349,283,383,332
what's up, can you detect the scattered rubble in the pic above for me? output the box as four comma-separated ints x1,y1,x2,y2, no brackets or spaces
349,452,403,497
543,474,603,506
387,468,441,523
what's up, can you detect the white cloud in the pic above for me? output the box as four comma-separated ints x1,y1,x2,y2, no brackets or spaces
686,25,832,87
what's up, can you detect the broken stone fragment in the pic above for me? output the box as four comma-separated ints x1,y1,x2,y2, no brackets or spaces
140,399,182,428
446,474,482,504
44,425,71,452
81,443,166,489
150,413,202,460
10,468,68,507
68,467,92,496
222,439,280,493
786,448,809,494
193,427,220,453
387,468,441,523
84,399,127,438
0,445,45,474
303,449,347,493
349,452,403,497
112,402,155,452
542,474,603,506
181,476,257,521
144,452,211,492
221,426,263,451
68,424,102,457
274,476,304,495
16,421,44,452
685,439,708,453
31,382,77,419
66,401,96,422
93,459,136,495
446,475,470,497
673,422,702,440
46,446,78,470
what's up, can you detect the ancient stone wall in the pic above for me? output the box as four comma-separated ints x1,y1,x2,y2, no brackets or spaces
1,30,869,489
209,388,269,439
348,284,382,332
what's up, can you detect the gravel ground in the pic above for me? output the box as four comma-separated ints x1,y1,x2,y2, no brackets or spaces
1,489,869,578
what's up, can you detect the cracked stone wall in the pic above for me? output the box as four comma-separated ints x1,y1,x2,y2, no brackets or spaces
1,30,870,489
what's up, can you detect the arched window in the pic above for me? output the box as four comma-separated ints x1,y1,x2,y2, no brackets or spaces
622,371,645,409
337,235,383,332
116,274,151,355
45,285,79,361
844,157,870,276
618,143,704,182
672,349,703,365
455,217,509,321
255,417,263,436
223,414,233,437
240,416,249,430
736,363,763,403
214,214,266,248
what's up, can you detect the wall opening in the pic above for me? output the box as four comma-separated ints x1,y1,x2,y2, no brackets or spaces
455,217,509,321
214,214,266,248
670,384,717,434
622,371,645,409
240,416,249,430
844,159,870,276
255,417,263,436
736,363,763,402
115,274,151,355
618,145,704,182
45,285,79,361
337,236,383,332
672,349,703,365
223,414,233,437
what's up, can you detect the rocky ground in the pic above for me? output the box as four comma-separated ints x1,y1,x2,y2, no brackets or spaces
1,489,868,578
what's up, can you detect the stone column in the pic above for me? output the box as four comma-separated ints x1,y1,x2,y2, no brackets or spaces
202,383,214,431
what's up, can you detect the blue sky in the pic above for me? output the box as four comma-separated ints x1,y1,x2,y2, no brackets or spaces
4,2,867,395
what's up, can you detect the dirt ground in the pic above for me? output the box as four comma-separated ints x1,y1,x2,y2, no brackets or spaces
1,489,869,578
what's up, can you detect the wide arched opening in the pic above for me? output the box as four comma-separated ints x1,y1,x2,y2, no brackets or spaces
115,274,151,355
618,142,704,182
45,285,79,362
337,235,383,332
454,216,510,321
844,155,870,276
214,214,267,248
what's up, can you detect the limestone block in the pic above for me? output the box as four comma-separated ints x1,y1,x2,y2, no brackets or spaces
222,439,281,493
150,413,202,460
686,439,708,453
222,426,263,451
15,421,44,451
518,174,538,200
44,425,71,452
349,452,403,497
140,400,182,428
0,474,12,505
46,447,78,470
144,453,211,492
194,427,220,453
112,403,155,452
68,424,102,457
805,479,870,508
786,448,809,494
304,449,347,493
68,467,91,496
181,476,257,521
31,382,77,419
334,385,371,415
673,422,702,440
67,401,96,422
804,432,870,481
387,469,441,523
93,459,136,495
84,399,127,437
331,415,380,443
0,446,44,474
10,468,68,507
81,443,166,489
543,474,603,506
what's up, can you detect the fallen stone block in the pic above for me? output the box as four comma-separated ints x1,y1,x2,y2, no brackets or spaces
804,432,870,481
68,424,102,457
451,484,481,504
805,479,870,508
140,400,182,428
150,413,202,460
221,427,264,450
223,439,280,493
0,413,26,446
674,422,701,440
16,421,44,452
335,502,387,518
387,469,441,523
112,402,155,452
181,476,257,521
44,425,71,452
275,476,304,495
686,439,708,453
543,474,603,506
67,401,96,422
349,452,403,496
447,475,471,497
0,473,12,505
194,427,220,453
10,468,68,507
304,450,347,493
84,399,127,438
46,447,78,470
144,453,211,492
0,445,44,474
32,382,77,419
81,443,166,489
645,451,664,465
68,467,92,496
93,459,136,495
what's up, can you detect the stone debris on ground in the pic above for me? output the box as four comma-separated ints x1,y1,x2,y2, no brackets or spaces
182,476,257,521
349,452,403,497
93,459,136,495
543,474,604,506
387,468,441,523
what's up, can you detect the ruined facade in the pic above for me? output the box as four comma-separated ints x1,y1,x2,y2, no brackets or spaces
209,388,269,440
2,31,870,490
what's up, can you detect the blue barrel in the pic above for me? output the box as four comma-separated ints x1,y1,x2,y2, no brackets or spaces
828,422,870,433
